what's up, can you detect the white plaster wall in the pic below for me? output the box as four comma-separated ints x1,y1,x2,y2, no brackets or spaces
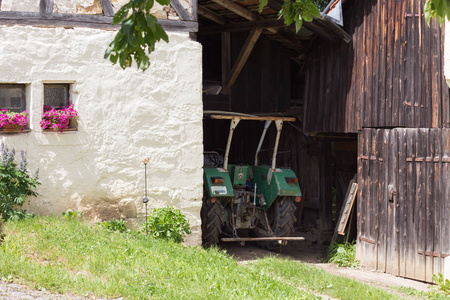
0,25,203,245
53,0,103,14
445,20,450,88
1,0,40,12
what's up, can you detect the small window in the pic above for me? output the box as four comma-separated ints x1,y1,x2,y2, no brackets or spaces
0,84,26,112
42,83,78,132
44,84,70,109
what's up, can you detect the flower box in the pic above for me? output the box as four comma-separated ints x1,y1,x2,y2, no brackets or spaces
0,110,28,132
40,104,78,132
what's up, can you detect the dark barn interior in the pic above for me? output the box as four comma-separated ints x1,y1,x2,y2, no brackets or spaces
197,0,358,244
193,0,450,283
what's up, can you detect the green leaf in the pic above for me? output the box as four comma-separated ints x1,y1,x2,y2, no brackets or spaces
145,0,155,11
295,17,303,33
156,0,171,6
258,0,268,13
113,4,130,25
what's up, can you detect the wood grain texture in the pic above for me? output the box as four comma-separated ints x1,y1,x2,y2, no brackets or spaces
171,0,194,21
0,11,198,32
100,0,114,17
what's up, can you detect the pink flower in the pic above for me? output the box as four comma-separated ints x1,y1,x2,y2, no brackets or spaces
40,102,78,132
142,157,150,165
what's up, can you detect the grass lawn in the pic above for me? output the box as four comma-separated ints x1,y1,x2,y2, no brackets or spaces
0,217,443,299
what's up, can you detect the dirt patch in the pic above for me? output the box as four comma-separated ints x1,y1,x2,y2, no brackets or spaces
0,281,91,300
220,236,432,294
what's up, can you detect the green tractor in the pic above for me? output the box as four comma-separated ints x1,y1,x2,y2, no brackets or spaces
202,114,304,250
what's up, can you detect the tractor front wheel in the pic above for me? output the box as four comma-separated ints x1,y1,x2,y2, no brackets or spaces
201,198,224,247
257,196,297,251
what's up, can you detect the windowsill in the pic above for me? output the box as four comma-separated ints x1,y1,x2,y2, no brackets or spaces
0,129,31,134
42,128,78,133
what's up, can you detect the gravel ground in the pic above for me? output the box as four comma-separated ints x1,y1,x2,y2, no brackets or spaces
0,281,90,300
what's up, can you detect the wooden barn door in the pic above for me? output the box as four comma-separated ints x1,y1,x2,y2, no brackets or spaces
357,128,450,283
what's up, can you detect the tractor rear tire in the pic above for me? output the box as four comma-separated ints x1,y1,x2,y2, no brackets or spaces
201,199,224,247
257,196,297,251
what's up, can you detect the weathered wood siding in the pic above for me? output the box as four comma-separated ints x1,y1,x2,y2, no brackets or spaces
303,0,450,133
357,128,450,282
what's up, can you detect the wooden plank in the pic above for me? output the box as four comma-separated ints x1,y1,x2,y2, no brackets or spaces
405,0,414,127
356,130,364,262
0,11,198,32
425,129,435,282
392,129,400,275
414,0,422,128
398,0,407,127
365,129,376,270
211,0,277,34
420,3,429,128
377,129,388,272
224,28,262,92
405,129,416,278
441,130,450,277
171,0,195,21
322,43,333,132
415,129,426,281
392,0,401,127
398,128,407,277
371,0,379,128
378,0,387,127
364,0,373,128
336,180,358,235
355,1,364,131
209,114,295,122
221,32,231,98
198,5,227,25
386,129,399,275
361,1,369,128
385,0,395,126
433,129,442,275
100,0,114,17
317,46,326,132
200,19,285,34
40,0,53,14
429,17,440,127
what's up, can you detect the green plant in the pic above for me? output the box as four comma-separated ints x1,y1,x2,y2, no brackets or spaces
0,143,39,221
432,273,450,296
142,206,191,243
0,216,314,299
327,242,359,268
98,218,129,233
62,209,82,220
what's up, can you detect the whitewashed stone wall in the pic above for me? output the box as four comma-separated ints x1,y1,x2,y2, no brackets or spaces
0,25,203,245
0,0,190,20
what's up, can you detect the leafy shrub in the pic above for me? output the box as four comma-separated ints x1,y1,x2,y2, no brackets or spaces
0,143,39,221
62,209,82,220
142,206,191,243
327,242,359,268
99,218,129,233
432,273,450,296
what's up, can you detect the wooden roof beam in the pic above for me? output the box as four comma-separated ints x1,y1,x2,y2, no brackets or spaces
198,5,228,25
200,18,285,34
210,0,277,33
171,0,196,21
224,27,262,92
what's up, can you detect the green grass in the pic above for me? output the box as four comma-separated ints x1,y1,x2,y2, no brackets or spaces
0,217,313,299
249,257,408,300
0,217,433,300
